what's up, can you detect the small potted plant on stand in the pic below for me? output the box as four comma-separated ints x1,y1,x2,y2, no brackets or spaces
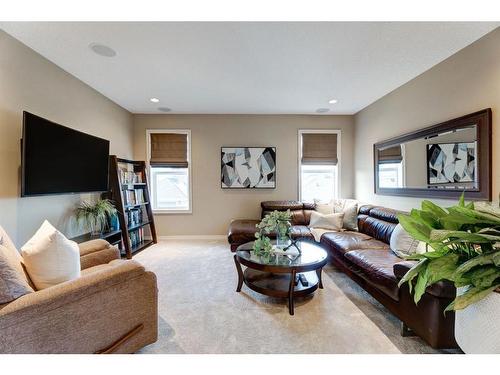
397,194,500,353
75,199,117,236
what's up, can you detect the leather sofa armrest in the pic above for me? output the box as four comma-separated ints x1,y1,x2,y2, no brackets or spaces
79,239,120,270
393,261,416,280
394,261,456,299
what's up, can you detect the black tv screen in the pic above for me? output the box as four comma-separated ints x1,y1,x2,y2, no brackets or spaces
21,112,110,196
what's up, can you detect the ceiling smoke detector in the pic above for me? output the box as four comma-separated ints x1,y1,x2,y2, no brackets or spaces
158,107,171,113
316,108,329,113
89,43,116,57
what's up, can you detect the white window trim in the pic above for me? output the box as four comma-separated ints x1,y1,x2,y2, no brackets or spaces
146,129,192,214
297,129,342,201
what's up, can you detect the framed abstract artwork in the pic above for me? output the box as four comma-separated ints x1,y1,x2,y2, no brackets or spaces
221,147,276,189
427,142,477,185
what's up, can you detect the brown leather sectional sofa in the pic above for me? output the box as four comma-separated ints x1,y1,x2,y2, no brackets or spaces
228,200,458,349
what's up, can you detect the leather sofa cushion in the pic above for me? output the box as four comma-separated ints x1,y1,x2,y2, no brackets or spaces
228,220,313,246
261,201,310,225
289,225,314,239
344,249,401,301
321,231,389,255
261,201,304,211
369,207,402,223
358,216,397,244
228,220,260,244
358,205,374,215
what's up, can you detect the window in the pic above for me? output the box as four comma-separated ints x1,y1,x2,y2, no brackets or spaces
146,130,191,213
378,163,403,188
378,144,405,188
299,130,340,202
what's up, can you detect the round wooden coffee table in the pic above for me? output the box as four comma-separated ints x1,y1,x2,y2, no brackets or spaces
234,240,328,315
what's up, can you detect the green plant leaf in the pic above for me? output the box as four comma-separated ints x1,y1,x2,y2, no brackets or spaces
445,284,500,311
454,252,499,274
421,200,448,218
398,258,428,294
426,253,460,284
458,192,465,207
397,214,432,243
451,206,500,226
413,266,430,304
430,229,500,243
465,266,500,288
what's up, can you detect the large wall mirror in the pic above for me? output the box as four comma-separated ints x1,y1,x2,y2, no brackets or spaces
374,109,492,200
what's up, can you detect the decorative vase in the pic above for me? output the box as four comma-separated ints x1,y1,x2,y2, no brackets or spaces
275,219,291,249
455,287,500,353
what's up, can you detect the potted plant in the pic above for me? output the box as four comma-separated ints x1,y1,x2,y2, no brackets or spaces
397,194,500,353
75,199,117,236
253,210,293,254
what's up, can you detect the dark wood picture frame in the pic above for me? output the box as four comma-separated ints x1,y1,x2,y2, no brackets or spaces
221,146,277,189
373,109,492,200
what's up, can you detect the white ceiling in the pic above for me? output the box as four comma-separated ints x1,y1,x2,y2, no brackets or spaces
1,22,498,114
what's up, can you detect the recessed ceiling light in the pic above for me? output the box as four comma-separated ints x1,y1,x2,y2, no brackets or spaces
316,108,329,113
158,107,171,113
150,98,160,103
328,99,338,104
89,43,116,57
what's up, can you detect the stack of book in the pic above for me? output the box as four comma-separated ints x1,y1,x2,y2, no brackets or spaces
123,189,145,206
129,228,145,248
120,169,143,184
126,208,143,228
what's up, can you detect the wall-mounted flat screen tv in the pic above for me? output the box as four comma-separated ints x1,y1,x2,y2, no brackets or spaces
21,111,110,196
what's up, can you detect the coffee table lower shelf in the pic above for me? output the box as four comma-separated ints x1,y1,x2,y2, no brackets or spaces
234,260,323,315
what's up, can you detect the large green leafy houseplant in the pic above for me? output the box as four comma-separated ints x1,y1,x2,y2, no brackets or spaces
398,194,500,311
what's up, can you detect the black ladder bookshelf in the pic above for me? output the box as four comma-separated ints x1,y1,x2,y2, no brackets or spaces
108,155,157,259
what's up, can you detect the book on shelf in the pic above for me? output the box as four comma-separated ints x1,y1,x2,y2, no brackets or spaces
119,168,143,184
129,227,145,248
126,208,144,228
123,189,146,206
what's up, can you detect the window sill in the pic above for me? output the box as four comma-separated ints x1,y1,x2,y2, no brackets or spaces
153,209,192,215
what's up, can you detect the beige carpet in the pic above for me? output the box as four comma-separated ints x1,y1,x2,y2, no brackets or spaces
135,239,401,354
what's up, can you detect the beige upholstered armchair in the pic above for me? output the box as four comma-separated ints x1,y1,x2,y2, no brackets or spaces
0,239,158,354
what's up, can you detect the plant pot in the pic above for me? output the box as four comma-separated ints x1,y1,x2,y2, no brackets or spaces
455,287,500,353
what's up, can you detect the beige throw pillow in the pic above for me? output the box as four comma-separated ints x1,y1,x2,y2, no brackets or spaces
21,220,81,290
309,211,344,231
314,199,334,215
332,199,359,231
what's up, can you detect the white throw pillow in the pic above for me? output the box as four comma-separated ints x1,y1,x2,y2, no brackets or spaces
390,224,421,258
314,199,334,215
309,211,344,231
21,221,81,290
332,198,359,231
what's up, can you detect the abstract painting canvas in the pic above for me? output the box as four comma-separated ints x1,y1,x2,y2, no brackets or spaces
221,147,276,188
427,142,476,184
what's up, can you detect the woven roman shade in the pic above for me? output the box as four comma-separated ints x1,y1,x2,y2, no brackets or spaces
149,133,188,168
301,133,338,165
378,145,403,164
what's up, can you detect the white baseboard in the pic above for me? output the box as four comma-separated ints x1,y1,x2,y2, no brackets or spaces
157,235,227,241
